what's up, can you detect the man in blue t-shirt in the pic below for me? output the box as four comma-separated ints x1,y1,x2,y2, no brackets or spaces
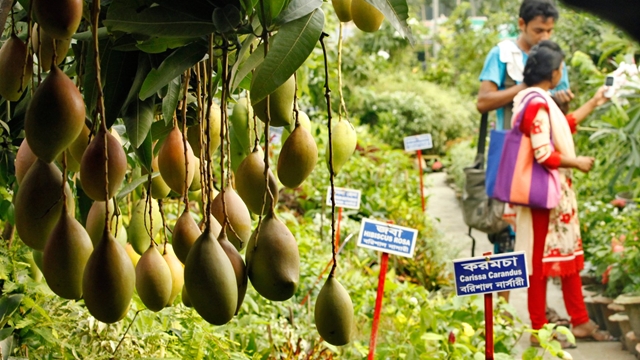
477,0,573,130
476,0,573,303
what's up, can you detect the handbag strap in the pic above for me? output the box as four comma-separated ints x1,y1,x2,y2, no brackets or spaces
512,92,546,130
474,113,489,169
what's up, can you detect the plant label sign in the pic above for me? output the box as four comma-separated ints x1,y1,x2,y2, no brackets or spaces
269,126,284,145
453,251,529,296
357,219,418,258
326,187,362,209
403,134,433,152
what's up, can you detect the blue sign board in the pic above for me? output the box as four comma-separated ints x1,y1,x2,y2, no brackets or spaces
453,251,529,297
403,134,433,152
357,219,418,258
326,187,361,209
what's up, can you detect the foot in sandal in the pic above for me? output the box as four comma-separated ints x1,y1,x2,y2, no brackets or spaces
571,320,615,341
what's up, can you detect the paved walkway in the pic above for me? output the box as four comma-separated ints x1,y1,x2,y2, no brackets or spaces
425,172,633,359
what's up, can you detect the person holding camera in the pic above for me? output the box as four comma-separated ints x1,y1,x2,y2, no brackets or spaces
511,40,611,347
476,0,573,304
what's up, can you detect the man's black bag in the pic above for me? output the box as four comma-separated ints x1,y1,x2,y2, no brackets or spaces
461,113,510,235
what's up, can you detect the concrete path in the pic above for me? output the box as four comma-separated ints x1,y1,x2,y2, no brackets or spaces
425,172,633,359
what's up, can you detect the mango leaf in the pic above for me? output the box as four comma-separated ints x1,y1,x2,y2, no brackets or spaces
104,50,140,128
83,39,110,117
139,42,207,100
124,54,152,111
136,37,200,54
250,8,324,104
123,96,155,148
256,0,287,29
229,34,257,88
73,27,109,42
366,0,414,45
134,131,154,173
0,294,23,327
274,0,322,25
105,0,216,38
231,43,264,92
117,173,159,200
151,120,174,151
162,77,182,125
152,0,215,21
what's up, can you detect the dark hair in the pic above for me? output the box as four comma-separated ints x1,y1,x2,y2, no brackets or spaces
523,40,565,86
519,0,559,24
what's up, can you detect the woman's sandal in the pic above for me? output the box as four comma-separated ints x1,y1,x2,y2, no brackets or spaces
573,320,616,342
546,307,571,327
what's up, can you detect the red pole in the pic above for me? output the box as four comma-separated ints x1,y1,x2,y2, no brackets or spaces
335,207,343,249
483,252,494,360
368,252,389,360
416,150,426,212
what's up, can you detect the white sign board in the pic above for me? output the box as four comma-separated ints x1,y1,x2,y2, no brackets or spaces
357,218,418,258
326,187,362,210
403,134,433,152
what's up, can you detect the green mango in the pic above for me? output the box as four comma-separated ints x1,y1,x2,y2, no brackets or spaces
127,198,162,255
246,210,299,301
184,225,238,325
136,245,173,312
253,76,295,127
326,119,357,174
314,275,355,346
82,229,135,323
351,0,385,32
43,210,93,300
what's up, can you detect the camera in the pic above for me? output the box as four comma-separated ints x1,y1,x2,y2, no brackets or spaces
604,75,617,98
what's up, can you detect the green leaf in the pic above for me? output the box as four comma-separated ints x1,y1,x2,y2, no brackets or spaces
229,34,258,90
123,96,155,148
139,42,207,100
117,174,157,200
104,0,216,38
212,4,243,34
250,8,324,104
124,54,152,111
553,326,576,344
134,131,154,173
103,50,140,128
421,332,444,341
231,43,264,92
274,0,322,25
136,37,200,54
151,120,174,152
366,0,415,45
521,347,538,360
162,77,182,125
73,27,110,42
257,0,287,28
0,294,23,327
83,39,111,117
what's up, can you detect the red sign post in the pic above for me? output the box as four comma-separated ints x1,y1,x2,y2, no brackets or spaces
367,251,389,360
483,251,494,360
416,150,426,212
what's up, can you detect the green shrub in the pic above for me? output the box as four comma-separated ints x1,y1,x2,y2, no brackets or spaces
352,79,476,153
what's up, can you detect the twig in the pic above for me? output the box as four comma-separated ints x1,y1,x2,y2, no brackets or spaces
255,2,272,242
91,0,110,229
181,69,192,208
337,22,349,120
219,44,230,232
112,310,142,356
319,33,338,277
